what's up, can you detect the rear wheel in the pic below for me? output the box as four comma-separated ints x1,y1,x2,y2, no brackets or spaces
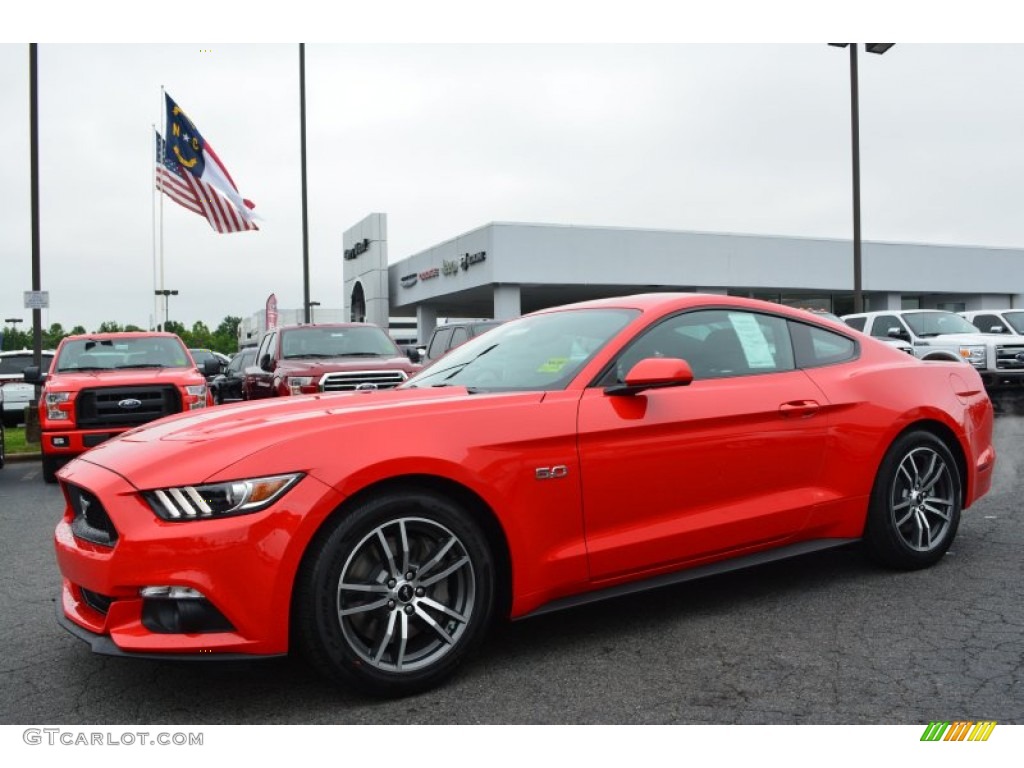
863,430,961,569
295,489,495,697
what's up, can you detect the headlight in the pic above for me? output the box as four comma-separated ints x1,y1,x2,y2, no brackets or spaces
286,376,316,395
184,384,208,410
143,473,303,521
958,345,986,368
45,391,73,420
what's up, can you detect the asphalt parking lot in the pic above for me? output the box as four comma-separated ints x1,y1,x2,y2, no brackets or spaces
1,399,1022,725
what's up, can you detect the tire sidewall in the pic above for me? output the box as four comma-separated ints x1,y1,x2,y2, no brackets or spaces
299,489,495,697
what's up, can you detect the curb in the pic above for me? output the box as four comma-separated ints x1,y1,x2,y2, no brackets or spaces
5,452,41,463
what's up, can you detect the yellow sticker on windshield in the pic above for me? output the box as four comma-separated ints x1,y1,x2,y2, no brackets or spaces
537,357,569,373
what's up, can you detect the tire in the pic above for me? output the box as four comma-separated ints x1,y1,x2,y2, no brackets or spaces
863,430,961,570
42,455,61,484
295,489,495,697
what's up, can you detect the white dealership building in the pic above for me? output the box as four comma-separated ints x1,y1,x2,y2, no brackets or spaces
339,213,1024,344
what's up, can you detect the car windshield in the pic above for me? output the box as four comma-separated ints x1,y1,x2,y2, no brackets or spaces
902,312,980,337
281,327,400,358
404,308,638,392
55,338,190,371
1003,311,1024,335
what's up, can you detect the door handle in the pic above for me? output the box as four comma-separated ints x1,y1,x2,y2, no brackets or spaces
779,400,820,418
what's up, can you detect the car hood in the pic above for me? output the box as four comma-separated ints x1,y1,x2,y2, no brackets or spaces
275,355,419,374
72,386,543,489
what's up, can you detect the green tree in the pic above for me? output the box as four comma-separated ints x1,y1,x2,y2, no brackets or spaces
189,321,213,350
163,320,186,338
69,325,87,336
42,323,67,349
96,321,124,333
124,324,144,332
211,316,240,354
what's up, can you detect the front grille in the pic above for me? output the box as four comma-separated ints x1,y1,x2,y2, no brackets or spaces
80,587,113,615
75,385,181,429
995,344,1024,370
65,484,118,547
320,370,408,392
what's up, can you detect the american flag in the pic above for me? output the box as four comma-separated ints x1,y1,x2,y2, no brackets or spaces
154,130,257,234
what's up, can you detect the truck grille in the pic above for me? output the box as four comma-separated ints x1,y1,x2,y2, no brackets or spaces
75,385,181,429
320,370,408,392
995,344,1024,370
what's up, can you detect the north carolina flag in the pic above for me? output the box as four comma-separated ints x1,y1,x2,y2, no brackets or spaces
164,92,258,229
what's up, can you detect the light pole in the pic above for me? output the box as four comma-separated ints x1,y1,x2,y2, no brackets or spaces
4,318,23,351
307,300,320,324
829,43,894,314
154,289,179,331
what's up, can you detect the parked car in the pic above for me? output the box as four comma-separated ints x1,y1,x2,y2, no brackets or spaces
243,323,421,400
24,332,219,483
420,319,504,365
0,349,55,426
959,309,1024,337
842,309,1024,389
209,348,256,404
51,294,994,697
189,348,230,382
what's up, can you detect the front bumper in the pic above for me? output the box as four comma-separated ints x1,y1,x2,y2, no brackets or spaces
54,458,341,658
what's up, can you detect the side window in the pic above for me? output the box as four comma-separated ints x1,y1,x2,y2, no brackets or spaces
604,310,795,384
974,314,1007,334
872,315,907,340
427,328,453,360
449,326,469,351
790,322,858,368
844,317,867,332
255,333,273,367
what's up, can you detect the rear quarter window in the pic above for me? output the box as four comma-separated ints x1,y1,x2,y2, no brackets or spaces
791,322,858,368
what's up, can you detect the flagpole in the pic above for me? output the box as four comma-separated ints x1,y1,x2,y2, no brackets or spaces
159,85,166,330
151,123,158,331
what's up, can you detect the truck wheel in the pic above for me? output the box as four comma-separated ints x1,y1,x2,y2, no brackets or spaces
42,456,61,484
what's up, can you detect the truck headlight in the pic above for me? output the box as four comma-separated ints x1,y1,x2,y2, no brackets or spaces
286,376,316,396
958,345,986,368
45,391,73,420
184,384,208,410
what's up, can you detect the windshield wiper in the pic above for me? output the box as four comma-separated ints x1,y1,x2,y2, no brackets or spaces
340,352,383,357
417,344,500,384
116,364,168,369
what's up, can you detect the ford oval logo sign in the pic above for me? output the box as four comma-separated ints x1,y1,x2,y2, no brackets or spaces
355,383,378,391
118,398,142,409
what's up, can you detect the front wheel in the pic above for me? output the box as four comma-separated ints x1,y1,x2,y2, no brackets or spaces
863,430,961,570
42,455,61,484
295,489,496,697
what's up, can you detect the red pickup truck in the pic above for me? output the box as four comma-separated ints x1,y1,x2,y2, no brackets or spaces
243,323,421,399
24,332,218,483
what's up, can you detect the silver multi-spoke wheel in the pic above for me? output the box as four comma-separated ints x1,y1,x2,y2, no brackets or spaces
864,431,961,570
297,490,495,696
889,446,956,552
337,517,476,672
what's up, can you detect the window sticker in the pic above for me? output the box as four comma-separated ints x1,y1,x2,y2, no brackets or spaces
728,313,776,369
537,357,569,373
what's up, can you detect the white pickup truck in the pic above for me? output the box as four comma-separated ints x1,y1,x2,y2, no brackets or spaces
842,309,1024,389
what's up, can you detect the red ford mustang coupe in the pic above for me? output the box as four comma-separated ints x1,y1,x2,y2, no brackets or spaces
53,294,995,696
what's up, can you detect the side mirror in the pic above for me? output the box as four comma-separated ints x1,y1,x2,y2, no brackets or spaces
202,359,221,376
406,347,421,363
990,325,1005,334
23,365,45,384
886,327,904,339
605,358,694,397
260,354,273,372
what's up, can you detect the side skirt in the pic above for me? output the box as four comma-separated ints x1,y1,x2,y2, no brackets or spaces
518,538,859,620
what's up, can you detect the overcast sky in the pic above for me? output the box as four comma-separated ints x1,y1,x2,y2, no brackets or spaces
2,34,1023,335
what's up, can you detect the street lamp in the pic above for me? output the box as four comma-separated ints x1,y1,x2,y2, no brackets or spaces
4,318,23,351
829,43,895,314
307,300,320,324
154,289,179,330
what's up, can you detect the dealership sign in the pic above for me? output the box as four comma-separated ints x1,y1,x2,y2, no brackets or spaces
461,251,486,270
344,238,370,260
